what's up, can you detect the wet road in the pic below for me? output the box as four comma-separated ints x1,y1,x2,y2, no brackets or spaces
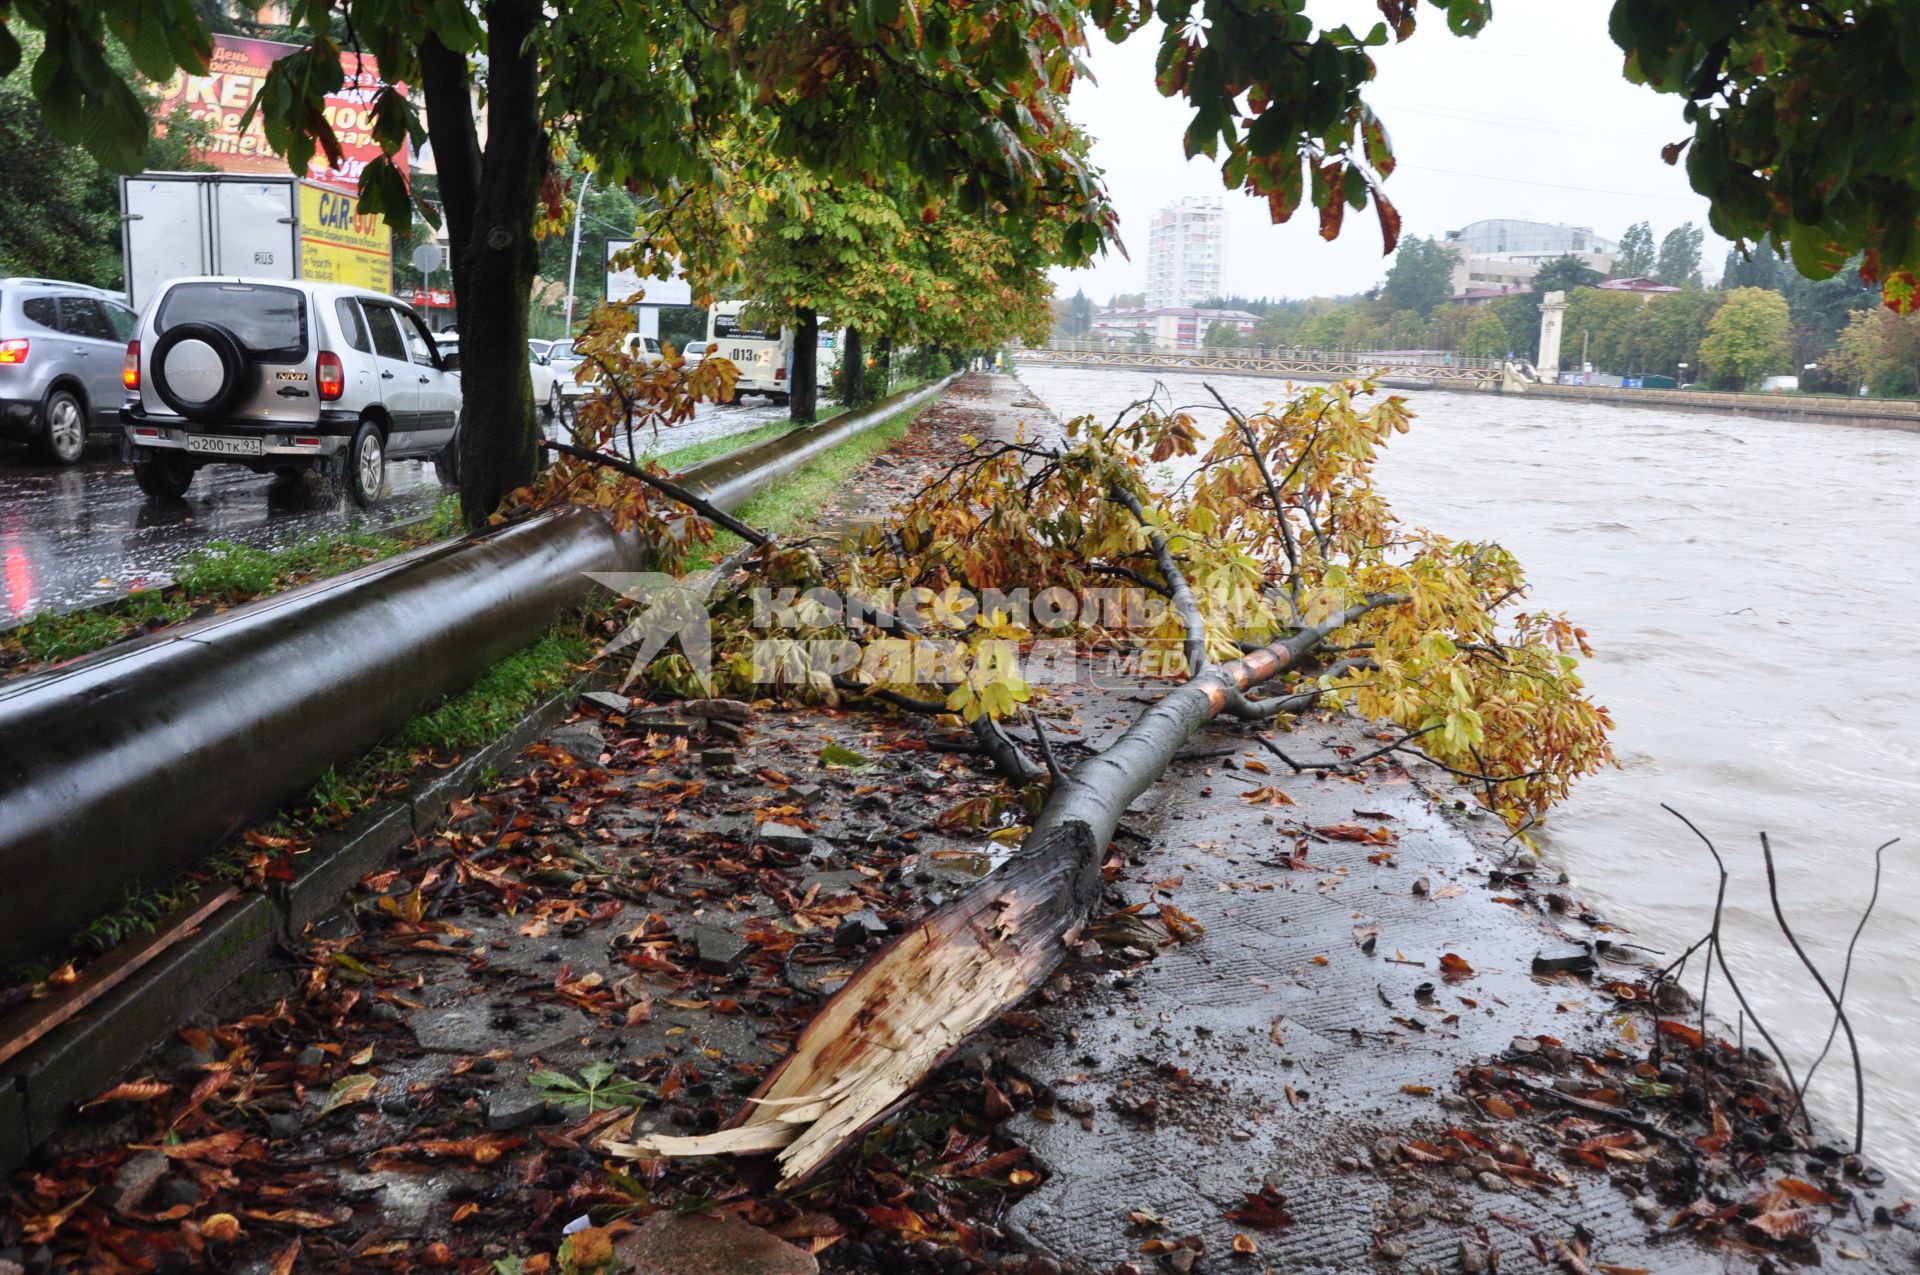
0,396,790,624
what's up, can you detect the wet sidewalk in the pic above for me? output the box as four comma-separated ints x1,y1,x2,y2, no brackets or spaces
1004,703,1919,1271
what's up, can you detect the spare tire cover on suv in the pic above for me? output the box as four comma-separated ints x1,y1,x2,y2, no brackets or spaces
150,322,255,421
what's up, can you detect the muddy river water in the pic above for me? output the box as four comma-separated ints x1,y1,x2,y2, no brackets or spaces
1017,363,1920,1181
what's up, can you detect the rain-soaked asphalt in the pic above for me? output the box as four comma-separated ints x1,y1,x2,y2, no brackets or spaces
0,396,790,625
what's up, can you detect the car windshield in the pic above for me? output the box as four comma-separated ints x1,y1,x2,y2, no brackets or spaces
549,341,580,363
155,283,307,362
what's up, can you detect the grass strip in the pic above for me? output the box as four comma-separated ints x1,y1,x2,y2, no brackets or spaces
690,394,932,565
0,496,463,675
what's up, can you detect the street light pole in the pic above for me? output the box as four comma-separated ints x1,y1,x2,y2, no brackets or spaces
563,169,593,337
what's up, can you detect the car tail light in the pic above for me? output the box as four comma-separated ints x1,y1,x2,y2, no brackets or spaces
775,366,787,380
293,436,320,447
317,351,344,401
122,340,140,390
0,339,28,365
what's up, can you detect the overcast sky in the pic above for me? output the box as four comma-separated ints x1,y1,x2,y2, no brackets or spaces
1050,0,1734,304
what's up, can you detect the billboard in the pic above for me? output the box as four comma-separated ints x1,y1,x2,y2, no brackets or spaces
297,182,391,293
151,35,406,185
604,240,692,307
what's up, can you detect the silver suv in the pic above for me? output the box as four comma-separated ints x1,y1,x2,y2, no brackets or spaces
122,278,461,505
0,277,139,465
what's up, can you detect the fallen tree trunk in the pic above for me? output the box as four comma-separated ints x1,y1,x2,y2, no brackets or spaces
604,594,1390,1184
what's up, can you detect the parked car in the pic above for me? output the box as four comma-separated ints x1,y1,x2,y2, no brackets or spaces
0,277,139,464
121,277,460,506
436,335,559,417
546,335,662,409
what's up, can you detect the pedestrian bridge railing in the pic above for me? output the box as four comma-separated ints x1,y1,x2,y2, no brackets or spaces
1015,342,1519,388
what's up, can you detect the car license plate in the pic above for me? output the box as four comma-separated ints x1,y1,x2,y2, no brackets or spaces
186,435,263,457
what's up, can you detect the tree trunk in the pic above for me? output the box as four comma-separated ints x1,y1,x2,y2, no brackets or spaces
874,336,892,396
844,327,866,406
791,308,819,424
605,597,1391,1185
419,0,546,530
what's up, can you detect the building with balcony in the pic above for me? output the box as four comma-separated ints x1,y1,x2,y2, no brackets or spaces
1145,197,1225,310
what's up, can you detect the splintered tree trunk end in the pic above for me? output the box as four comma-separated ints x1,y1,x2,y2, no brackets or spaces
601,823,1100,1183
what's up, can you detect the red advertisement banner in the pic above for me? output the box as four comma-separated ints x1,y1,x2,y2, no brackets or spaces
151,34,407,186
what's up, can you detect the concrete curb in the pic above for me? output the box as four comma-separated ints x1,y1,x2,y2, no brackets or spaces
0,678,585,1167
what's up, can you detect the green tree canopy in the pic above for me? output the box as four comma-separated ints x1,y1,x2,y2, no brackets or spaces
1699,286,1791,387
0,29,209,288
1533,254,1604,294
1380,236,1461,318
1460,307,1510,358
1654,222,1705,288
1633,286,1724,378
1613,0,1920,311
1564,287,1645,372
1721,243,1789,291
1614,221,1656,277
1488,293,1544,360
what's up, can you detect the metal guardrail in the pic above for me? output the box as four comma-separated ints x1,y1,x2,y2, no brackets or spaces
1014,342,1512,388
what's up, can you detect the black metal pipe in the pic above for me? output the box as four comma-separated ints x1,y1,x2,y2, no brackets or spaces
0,378,952,969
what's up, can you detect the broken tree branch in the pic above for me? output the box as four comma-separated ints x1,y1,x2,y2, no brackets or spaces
1027,709,1064,784
1803,838,1896,1102
1205,381,1301,609
598,590,1406,1184
1660,806,1813,1136
539,438,771,547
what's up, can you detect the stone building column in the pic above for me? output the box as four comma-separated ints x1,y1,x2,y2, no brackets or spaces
1537,290,1567,380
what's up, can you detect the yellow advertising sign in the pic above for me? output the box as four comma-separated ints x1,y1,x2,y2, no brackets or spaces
298,183,391,293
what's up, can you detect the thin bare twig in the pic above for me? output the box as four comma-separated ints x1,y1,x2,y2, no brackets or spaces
1204,382,1301,607
1803,838,1897,1099
1761,832,1868,1154
1027,709,1064,785
1660,806,1813,1136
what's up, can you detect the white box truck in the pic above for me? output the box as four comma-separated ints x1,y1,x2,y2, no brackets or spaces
120,172,393,312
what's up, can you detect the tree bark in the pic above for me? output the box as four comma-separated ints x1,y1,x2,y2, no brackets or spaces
790,307,819,424
420,0,546,530
843,327,866,407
